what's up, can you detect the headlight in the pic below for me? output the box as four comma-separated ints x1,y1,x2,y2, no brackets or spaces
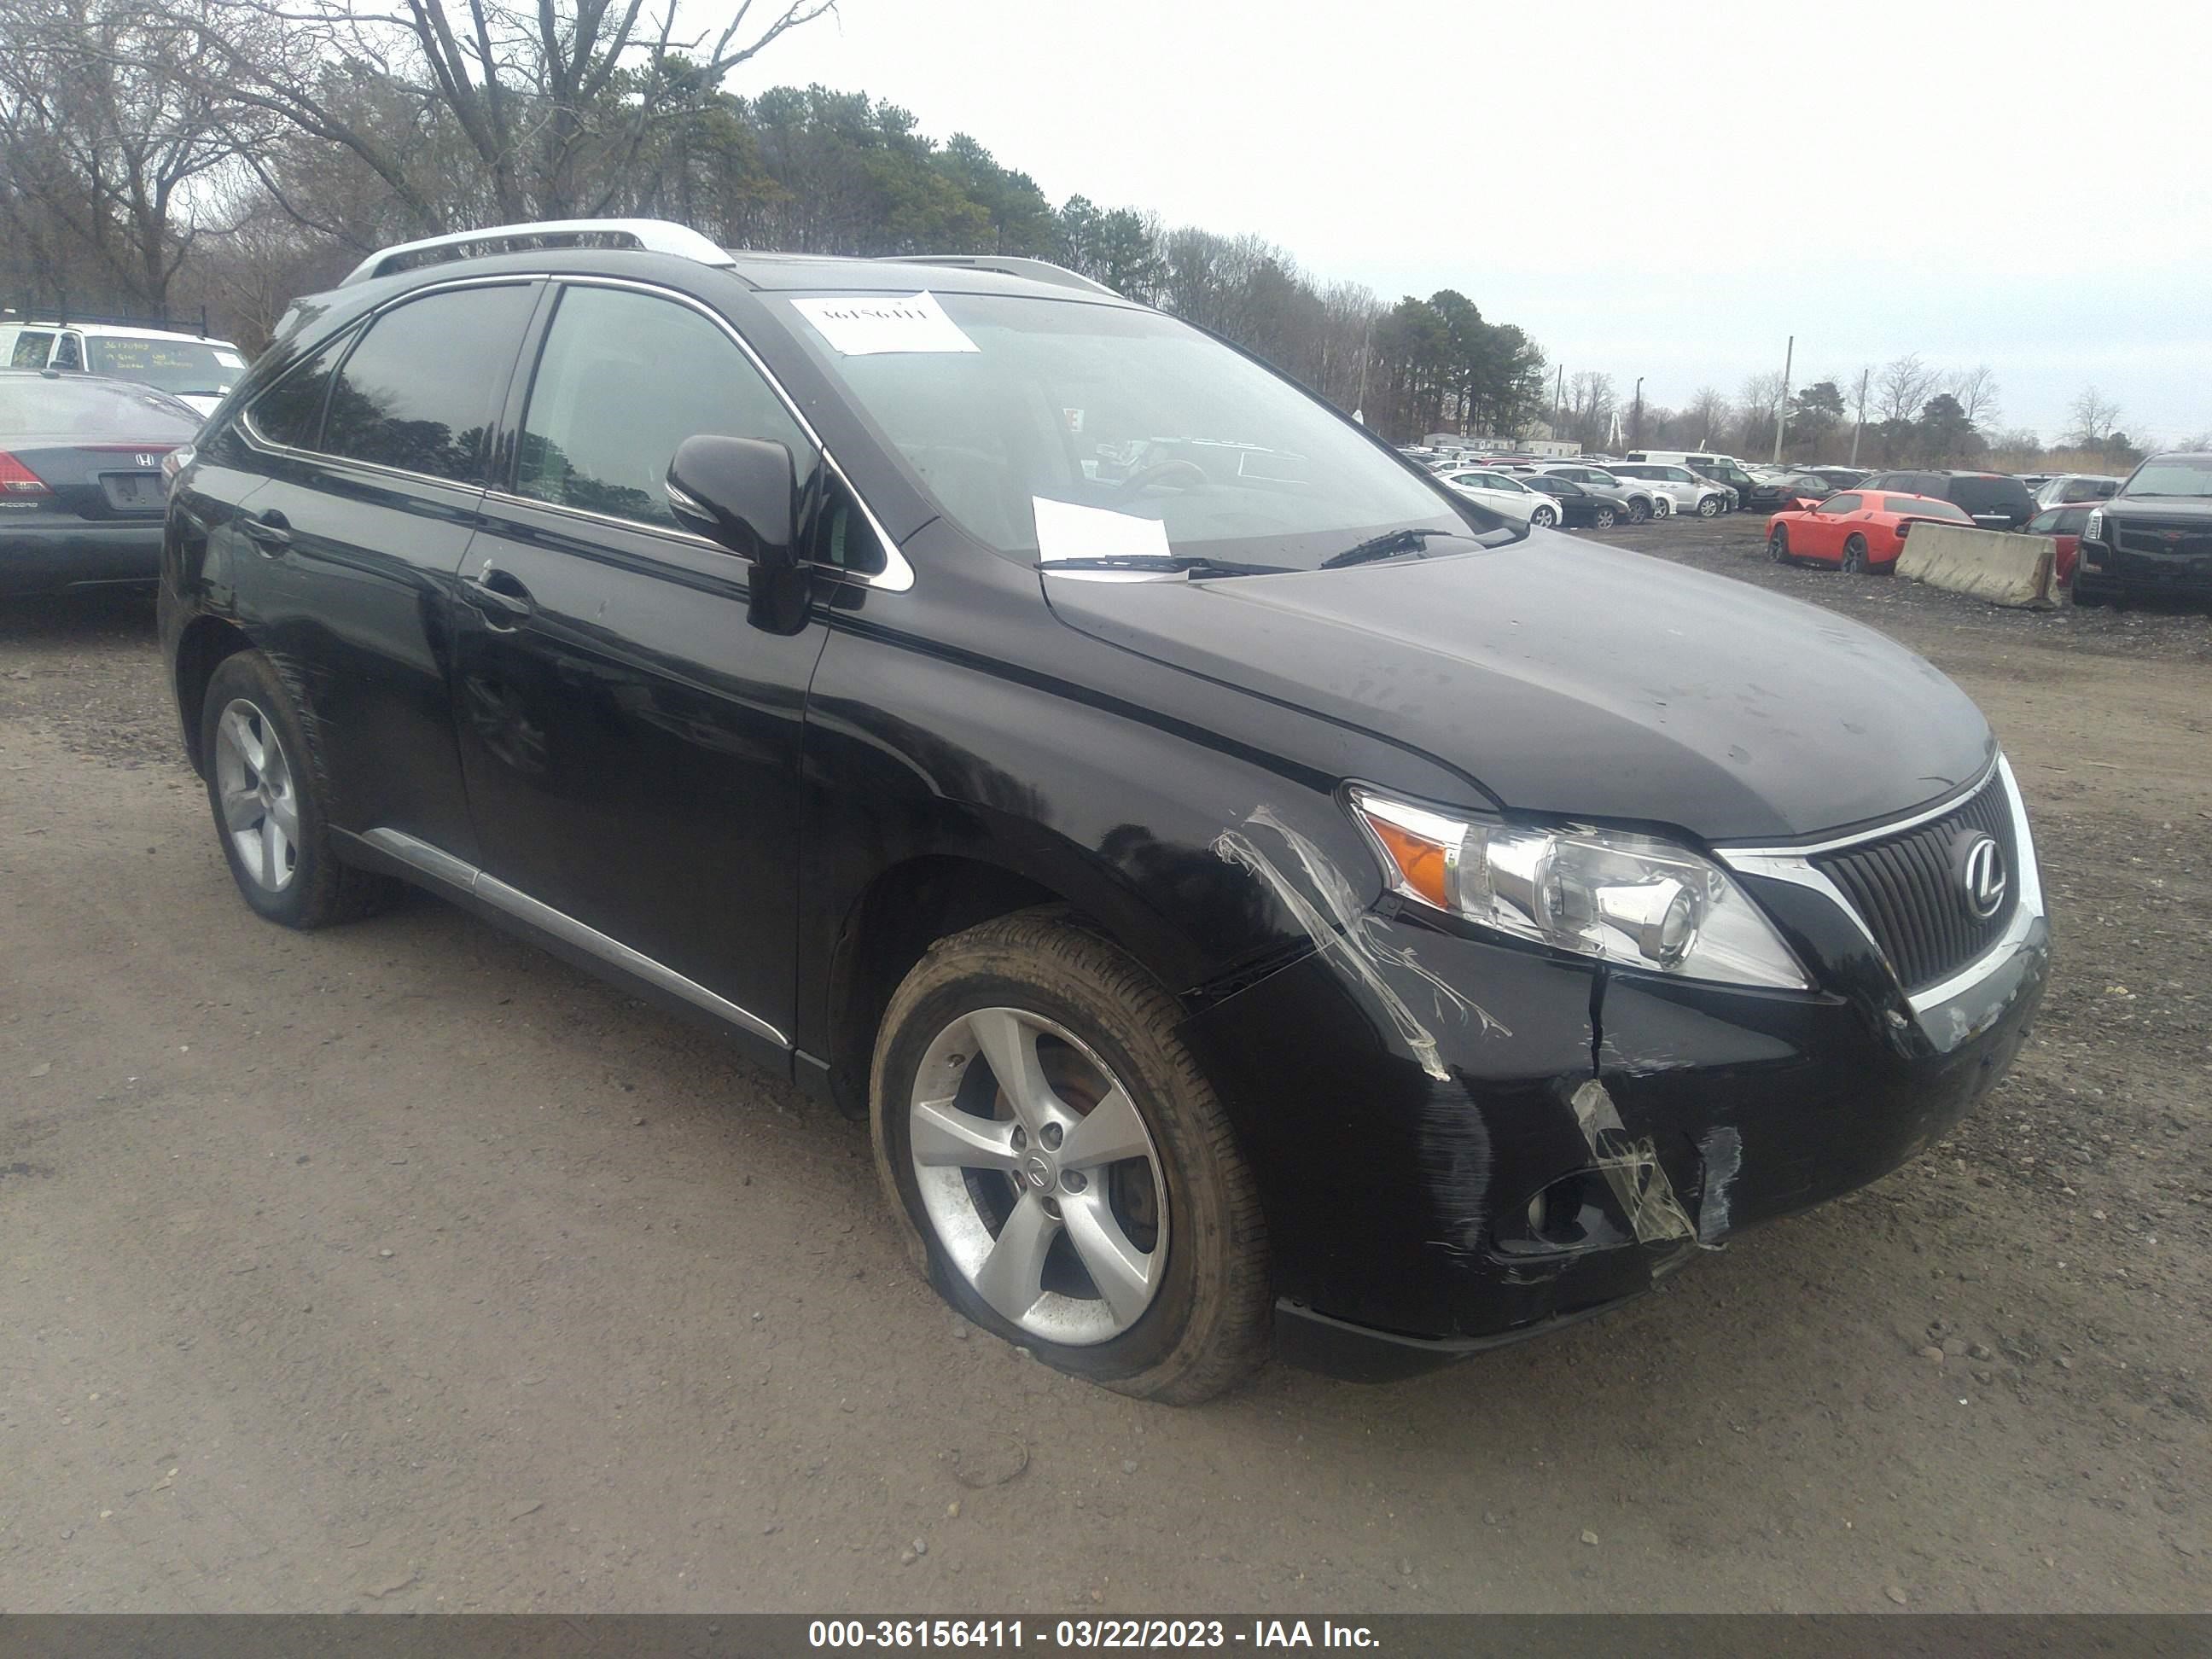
1350,791,1812,989
2082,507,2104,541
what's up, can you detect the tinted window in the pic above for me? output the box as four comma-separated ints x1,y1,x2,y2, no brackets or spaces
1947,475,2033,515
2055,506,2092,533
0,375,201,438
1885,497,1971,521
247,332,352,450
518,284,812,534
1820,494,1863,514
323,284,535,481
50,334,84,370
9,332,54,369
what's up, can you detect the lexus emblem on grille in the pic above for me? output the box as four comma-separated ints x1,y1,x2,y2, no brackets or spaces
1956,833,2007,922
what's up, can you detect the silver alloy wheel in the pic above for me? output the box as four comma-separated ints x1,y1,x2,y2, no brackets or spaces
212,698,300,892
1699,496,1720,517
1532,505,1557,527
909,1005,1168,1345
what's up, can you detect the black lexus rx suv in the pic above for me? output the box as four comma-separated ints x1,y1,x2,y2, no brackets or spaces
160,220,2049,1401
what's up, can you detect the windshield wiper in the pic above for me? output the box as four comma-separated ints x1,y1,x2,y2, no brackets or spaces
1037,554,1288,579
1320,527,1472,569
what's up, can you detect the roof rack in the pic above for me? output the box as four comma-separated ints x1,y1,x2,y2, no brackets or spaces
872,254,1121,299
340,218,736,288
3,300,212,336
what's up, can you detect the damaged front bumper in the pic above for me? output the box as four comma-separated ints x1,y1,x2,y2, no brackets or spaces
1179,790,2050,1383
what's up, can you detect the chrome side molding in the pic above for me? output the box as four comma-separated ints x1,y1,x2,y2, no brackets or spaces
359,827,789,1049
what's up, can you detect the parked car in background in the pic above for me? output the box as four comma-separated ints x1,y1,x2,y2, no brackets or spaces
2072,451,2212,608
1764,491,1974,573
1742,469,1837,512
2014,473,2058,494
0,369,201,597
1804,467,1870,492
1857,469,2036,532
1535,464,1659,522
1606,462,1728,517
1685,458,1756,507
1439,467,1561,527
2024,503,2093,585
2032,473,2122,509
0,317,246,416
1522,471,1639,527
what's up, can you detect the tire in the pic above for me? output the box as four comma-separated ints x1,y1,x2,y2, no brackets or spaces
1530,504,1558,528
1592,505,1617,529
871,910,1271,1405
1767,526,1790,562
1841,533,1869,575
2071,586,2106,608
198,650,399,928
1653,496,1673,518
1697,496,1720,518
1627,498,1650,524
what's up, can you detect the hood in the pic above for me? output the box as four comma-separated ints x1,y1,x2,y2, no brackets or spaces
2108,495,2212,520
1043,533,1994,842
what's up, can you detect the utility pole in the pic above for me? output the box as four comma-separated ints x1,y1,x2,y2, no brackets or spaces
1849,367,1870,466
1771,335,1794,463
1632,375,1644,448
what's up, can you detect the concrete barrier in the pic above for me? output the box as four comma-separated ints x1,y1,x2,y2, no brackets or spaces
1895,523,2057,608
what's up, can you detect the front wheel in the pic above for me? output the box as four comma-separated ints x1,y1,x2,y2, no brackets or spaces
1530,504,1558,528
1652,496,1673,518
871,911,1271,1404
1767,526,1790,562
1697,495,1720,518
1841,533,1869,574
1591,505,1617,529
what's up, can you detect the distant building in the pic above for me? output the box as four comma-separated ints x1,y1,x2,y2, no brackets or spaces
1425,432,1581,457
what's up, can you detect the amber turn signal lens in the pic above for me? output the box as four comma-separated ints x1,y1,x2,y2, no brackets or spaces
1363,813,1454,911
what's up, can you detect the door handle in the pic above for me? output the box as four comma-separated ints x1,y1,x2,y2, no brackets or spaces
242,509,292,552
461,568,534,624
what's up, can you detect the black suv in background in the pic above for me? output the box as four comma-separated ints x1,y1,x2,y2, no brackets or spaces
2072,451,2212,607
160,219,2048,1400
1858,469,2036,531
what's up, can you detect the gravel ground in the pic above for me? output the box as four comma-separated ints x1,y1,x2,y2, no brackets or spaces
2,533,2206,1613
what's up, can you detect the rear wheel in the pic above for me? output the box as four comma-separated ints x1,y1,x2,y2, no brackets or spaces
1841,533,1870,574
1626,498,1650,524
1767,526,1790,562
871,911,1271,1404
2072,586,2106,608
198,651,399,928
1652,495,1673,518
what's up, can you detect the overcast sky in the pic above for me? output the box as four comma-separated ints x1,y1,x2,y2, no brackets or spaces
721,0,2209,445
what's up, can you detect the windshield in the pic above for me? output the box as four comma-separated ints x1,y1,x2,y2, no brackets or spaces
84,335,243,399
776,292,1477,569
2123,458,2212,498
0,375,201,437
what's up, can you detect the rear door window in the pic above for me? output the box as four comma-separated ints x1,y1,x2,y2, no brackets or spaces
10,331,55,369
323,283,537,482
1947,475,2033,516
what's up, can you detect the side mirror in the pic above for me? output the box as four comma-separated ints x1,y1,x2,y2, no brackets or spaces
667,434,812,632
667,434,798,566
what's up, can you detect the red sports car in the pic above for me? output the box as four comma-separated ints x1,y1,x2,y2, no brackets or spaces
2025,501,2093,585
1764,490,1974,573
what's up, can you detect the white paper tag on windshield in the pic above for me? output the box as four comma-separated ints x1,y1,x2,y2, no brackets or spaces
213,349,245,368
790,291,979,356
1032,497,1173,564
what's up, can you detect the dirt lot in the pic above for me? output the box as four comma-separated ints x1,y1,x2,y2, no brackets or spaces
3,518,2207,1613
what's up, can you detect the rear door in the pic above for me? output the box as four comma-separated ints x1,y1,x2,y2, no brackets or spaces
448,278,839,1051
229,278,540,860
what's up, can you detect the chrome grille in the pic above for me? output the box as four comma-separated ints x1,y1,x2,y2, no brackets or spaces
1813,771,2017,992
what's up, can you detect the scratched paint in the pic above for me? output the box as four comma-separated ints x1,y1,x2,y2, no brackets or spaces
1213,804,1510,1083
1697,1124,1743,1244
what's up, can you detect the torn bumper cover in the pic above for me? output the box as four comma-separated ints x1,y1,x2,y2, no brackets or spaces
1179,831,2049,1383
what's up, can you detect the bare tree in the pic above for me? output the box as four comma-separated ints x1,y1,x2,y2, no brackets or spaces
0,0,262,311
2065,387,2124,448
1945,364,2001,430
1686,386,1732,448
1737,370,1784,452
165,0,836,234
1874,353,1940,425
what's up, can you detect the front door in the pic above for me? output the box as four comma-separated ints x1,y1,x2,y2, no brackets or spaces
449,280,830,1051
